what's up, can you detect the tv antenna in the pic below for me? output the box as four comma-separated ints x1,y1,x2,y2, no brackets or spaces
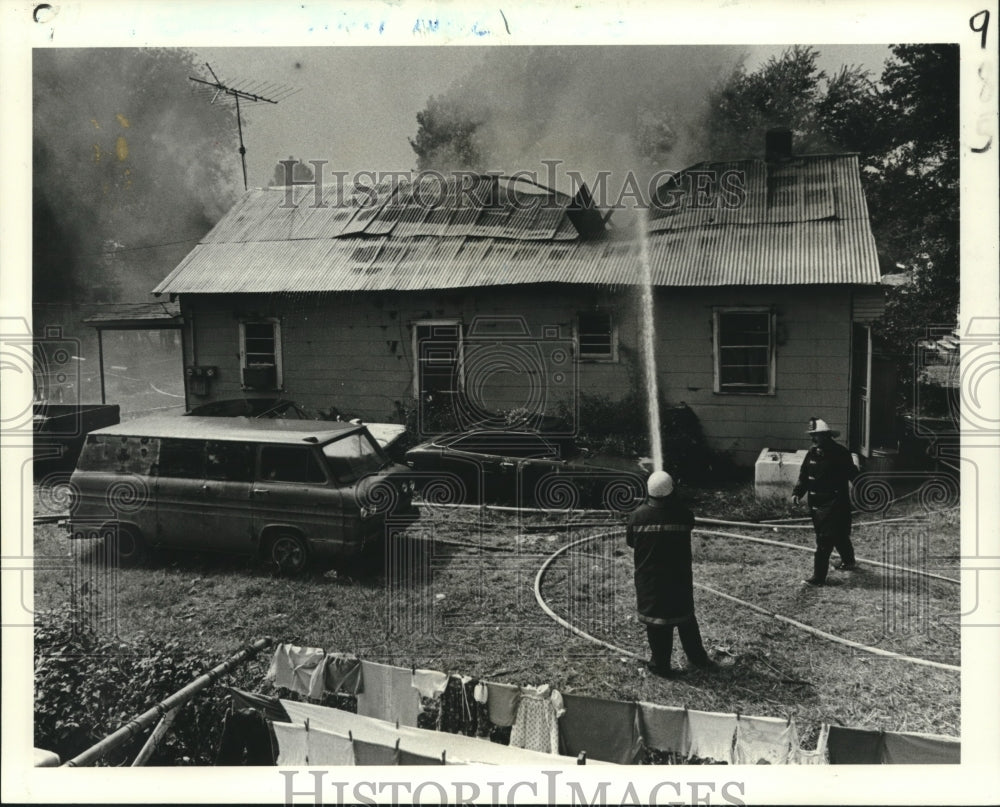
189,63,299,190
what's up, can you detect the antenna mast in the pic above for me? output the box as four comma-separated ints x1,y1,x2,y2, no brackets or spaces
189,63,297,191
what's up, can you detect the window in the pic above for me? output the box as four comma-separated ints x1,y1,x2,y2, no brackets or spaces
321,432,385,484
239,319,282,390
77,435,159,475
259,445,327,484
158,439,206,478
205,441,254,482
714,308,775,394
450,432,558,459
412,320,463,398
577,311,617,361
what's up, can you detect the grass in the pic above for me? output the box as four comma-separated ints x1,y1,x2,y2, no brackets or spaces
33,481,960,753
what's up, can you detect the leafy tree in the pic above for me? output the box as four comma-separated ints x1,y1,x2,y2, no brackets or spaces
699,45,958,412
33,48,242,303
268,156,316,187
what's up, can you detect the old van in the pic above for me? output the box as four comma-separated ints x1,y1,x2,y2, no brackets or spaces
67,415,418,573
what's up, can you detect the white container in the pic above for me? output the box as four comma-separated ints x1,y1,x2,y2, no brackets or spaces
754,448,808,501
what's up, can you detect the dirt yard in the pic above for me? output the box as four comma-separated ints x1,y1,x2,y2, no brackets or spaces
32,482,960,742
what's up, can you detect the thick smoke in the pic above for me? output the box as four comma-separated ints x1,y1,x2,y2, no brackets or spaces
32,48,242,303
411,46,747,212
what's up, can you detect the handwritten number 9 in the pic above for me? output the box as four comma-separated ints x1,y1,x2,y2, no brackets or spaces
970,10,990,49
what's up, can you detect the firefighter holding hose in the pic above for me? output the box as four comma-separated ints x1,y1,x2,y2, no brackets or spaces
627,470,716,677
793,417,860,586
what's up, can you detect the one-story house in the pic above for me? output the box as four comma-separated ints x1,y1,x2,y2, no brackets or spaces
154,134,888,466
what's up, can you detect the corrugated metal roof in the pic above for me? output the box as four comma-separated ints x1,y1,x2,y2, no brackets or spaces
82,302,182,327
156,155,881,294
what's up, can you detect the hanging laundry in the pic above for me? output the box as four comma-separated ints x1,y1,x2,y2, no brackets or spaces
353,738,401,766
312,727,356,766
795,723,830,765
559,693,643,765
686,709,737,764
398,748,444,765
484,681,521,728
355,661,421,728
509,685,564,755
638,702,687,754
215,709,275,765
411,668,450,699
733,715,799,765
273,722,309,765
265,644,328,699
322,653,363,695
226,687,291,724
881,731,960,764
438,675,479,736
827,725,883,764
472,683,492,740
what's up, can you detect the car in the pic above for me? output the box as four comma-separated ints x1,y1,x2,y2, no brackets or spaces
187,398,410,459
67,415,418,573
186,398,312,419
403,429,648,510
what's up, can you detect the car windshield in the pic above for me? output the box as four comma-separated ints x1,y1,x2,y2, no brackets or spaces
321,430,387,483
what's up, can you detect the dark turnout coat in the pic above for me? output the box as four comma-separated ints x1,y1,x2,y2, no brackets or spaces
793,440,859,541
626,496,696,625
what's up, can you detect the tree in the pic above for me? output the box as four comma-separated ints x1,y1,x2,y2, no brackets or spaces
704,45,958,412
33,48,242,303
269,157,316,187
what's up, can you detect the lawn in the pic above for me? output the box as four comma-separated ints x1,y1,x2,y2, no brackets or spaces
33,481,960,754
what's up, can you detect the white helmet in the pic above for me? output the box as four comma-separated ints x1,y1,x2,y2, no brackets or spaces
647,470,674,498
806,417,840,437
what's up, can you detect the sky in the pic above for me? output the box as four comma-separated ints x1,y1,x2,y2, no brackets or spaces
194,44,894,190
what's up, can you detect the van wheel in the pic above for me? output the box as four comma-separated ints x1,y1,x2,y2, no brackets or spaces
269,533,309,575
111,526,147,567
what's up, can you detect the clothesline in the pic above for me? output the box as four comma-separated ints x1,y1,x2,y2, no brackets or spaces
261,643,959,765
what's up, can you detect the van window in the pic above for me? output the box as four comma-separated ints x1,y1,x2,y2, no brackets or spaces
206,440,254,482
77,434,159,474
259,445,327,484
158,439,206,478
322,431,386,484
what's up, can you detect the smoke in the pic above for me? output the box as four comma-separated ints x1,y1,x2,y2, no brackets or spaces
32,48,242,303
411,46,747,213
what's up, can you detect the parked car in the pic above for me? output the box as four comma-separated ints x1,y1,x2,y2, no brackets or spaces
32,403,121,476
187,398,311,419
404,429,647,510
67,415,418,573
187,398,410,460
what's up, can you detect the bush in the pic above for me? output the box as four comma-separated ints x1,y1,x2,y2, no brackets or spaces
562,392,718,485
34,607,271,766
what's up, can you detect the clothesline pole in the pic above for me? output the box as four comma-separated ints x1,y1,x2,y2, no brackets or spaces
63,637,272,767
130,706,180,767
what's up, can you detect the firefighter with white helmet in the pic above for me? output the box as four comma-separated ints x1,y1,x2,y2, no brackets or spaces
793,416,860,585
626,470,716,676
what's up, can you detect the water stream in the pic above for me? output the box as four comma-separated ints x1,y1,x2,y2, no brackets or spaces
637,209,663,473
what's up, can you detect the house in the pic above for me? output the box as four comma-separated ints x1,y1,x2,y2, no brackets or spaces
153,133,887,467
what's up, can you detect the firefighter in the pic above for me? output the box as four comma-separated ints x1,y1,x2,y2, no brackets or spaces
627,470,715,677
793,417,860,585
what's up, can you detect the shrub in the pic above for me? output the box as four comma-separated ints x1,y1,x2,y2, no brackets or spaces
34,607,271,766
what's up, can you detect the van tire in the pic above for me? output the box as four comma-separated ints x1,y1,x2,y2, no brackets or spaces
268,532,309,575
111,525,147,567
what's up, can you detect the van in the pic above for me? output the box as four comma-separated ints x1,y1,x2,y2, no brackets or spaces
67,415,418,573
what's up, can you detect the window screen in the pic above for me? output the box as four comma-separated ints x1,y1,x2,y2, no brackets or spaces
716,310,773,393
578,312,614,359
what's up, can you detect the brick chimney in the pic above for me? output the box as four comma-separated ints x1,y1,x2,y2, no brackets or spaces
765,128,793,161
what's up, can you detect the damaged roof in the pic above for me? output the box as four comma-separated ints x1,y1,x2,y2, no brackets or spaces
154,154,881,295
